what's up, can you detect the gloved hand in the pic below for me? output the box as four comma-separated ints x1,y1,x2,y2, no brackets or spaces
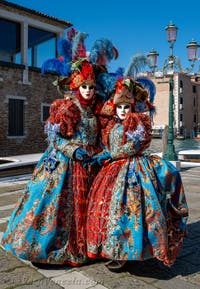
73,147,89,161
84,151,111,167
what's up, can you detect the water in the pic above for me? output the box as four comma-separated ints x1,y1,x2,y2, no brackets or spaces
148,138,200,154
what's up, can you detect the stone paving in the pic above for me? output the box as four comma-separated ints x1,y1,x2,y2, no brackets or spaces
0,167,200,289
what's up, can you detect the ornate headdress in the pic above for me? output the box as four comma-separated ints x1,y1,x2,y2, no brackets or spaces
113,77,150,109
70,59,96,90
113,78,136,105
114,77,155,117
100,77,154,117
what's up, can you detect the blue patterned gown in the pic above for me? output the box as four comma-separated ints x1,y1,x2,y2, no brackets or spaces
2,97,100,266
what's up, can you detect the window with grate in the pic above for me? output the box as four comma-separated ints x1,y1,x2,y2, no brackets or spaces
192,85,196,93
179,80,183,93
8,99,24,136
42,105,50,122
193,96,196,107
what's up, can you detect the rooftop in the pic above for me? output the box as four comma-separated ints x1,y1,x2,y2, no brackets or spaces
0,0,72,28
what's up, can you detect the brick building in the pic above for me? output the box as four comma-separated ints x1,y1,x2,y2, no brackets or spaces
148,72,200,138
0,1,72,156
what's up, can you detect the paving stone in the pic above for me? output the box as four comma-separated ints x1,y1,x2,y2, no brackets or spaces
155,277,198,289
52,271,98,289
38,266,72,278
79,261,161,288
184,183,199,190
0,267,44,289
0,208,13,218
14,279,63,289
98,276,156,289
0,193,22,206
178,272,200,287
0,184,26,194
0,221,8,232
89,284,108,289
0,248,26,272
184,272,200,286
0,232,3,244
79,262,130,285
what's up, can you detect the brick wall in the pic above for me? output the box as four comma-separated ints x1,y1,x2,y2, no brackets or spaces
0,63,61,157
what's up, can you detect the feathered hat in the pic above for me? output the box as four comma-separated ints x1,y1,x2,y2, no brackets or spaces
113,78,136,105
113,77,155,117
100,77,154,117
70,58,96,90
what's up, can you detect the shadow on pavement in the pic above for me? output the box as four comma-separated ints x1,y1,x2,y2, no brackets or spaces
124,220,200,280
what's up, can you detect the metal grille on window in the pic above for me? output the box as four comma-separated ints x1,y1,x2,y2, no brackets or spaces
8,99,24,136
42,105,50,122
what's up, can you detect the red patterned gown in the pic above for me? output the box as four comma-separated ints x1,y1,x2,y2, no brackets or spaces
86,112,188,266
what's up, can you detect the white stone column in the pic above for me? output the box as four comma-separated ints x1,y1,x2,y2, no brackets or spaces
21,21,30,84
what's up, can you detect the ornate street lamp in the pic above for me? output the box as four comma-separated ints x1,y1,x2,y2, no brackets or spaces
148,21,199,161
186,39,199,61
147,48,159,73
163,21,178,160
186,39,200,72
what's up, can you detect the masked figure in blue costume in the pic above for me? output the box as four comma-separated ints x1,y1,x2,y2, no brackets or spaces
1,60,102,266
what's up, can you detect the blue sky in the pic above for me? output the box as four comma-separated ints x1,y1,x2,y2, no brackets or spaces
8,0,200,73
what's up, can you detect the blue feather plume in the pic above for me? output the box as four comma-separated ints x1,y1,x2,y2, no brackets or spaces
41,58,71,76
109,67,124,79
41,37,72,76
57,38,72,63
96,72,117,101
90,38,116,64
72,31,88,59
96,67,125,101
125,53,150,78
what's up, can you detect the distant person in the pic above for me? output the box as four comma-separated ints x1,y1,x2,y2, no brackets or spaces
85,77,189,272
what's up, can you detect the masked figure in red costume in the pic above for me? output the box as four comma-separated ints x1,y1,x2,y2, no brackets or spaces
86,77,188,272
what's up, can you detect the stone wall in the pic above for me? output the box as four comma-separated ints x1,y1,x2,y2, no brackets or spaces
0,63,61,157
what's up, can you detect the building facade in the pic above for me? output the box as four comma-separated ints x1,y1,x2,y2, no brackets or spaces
150,72,200,138
0,1,72,156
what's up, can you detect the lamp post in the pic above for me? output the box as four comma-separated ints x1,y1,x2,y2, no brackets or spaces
163,21,178,160
147,21,200,161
